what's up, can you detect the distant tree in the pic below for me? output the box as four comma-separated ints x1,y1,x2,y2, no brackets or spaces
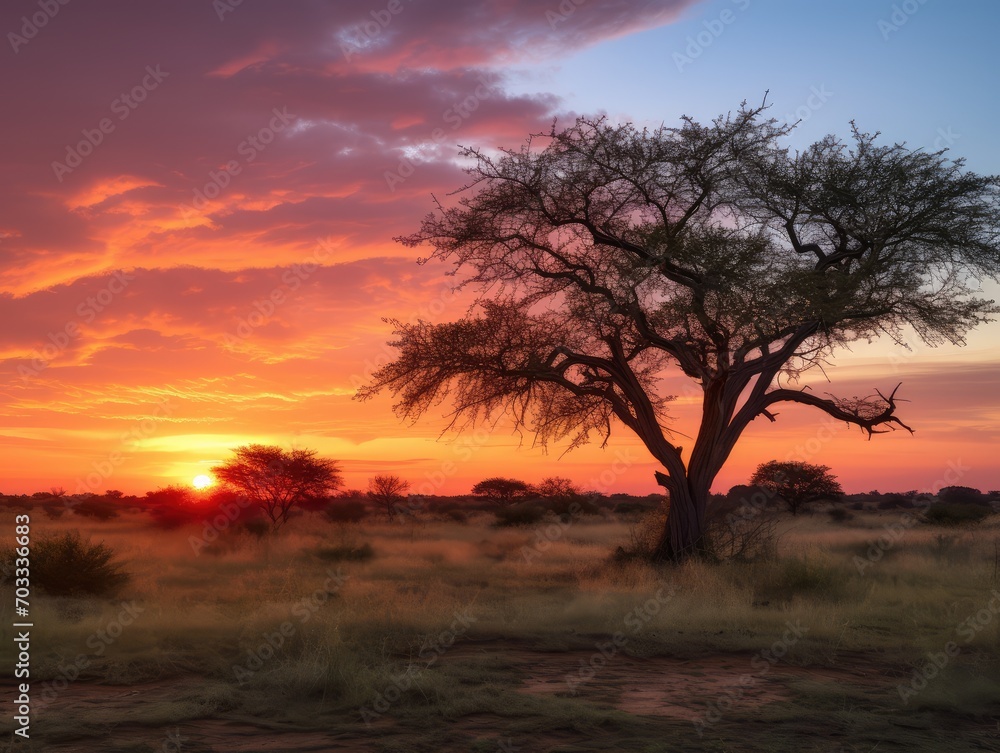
359,102,1000,561
367,474,411,520
937,486,987,506
536,476,581,499
750,461,843,516
212,445,343,529
471,477,536,505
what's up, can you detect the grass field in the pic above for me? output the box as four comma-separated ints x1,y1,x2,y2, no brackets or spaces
2,505,1000,752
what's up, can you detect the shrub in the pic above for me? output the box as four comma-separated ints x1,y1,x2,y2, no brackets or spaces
828,507,854,522
923,503,991,527
877,493,914,509
938,486,988,506
322,499,368,524
312,543,374,562
72,498,120,520
19,532,129,597
444,509,468,524
705,507,780,562
493,503,546,527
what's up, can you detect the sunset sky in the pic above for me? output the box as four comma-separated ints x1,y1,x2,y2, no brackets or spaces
1,0,998,497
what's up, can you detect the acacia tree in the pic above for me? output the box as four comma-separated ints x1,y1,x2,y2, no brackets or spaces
749,460,843,516
213,444,342,529
471,477,536,504
359,101,1000,561
367,474,411,519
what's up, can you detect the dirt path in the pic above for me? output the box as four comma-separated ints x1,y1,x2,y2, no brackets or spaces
0,646,924,752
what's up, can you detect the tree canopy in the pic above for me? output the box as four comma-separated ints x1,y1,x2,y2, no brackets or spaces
212,444,342,529
471,477,536,504
749,460,843,515
359,100,1000,561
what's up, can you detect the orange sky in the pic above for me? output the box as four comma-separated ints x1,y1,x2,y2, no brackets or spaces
2,1,998,497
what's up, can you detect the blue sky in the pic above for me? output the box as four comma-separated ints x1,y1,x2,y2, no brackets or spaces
513,0,999,171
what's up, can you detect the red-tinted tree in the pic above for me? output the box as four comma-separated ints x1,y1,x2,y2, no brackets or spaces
213,445,343,529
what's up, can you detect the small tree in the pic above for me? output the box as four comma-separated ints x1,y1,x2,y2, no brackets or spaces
212,445,343,529
750,461,843,516
367,474,411,519
536,476,581,500
471,477,536,504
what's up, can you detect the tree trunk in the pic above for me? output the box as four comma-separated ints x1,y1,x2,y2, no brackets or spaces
650,470,710,562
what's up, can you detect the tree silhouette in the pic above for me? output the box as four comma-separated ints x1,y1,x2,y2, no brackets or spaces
359,100,1000,561
367,474,411,519
212,445,342,529
749,460,843,516
471,477,535,504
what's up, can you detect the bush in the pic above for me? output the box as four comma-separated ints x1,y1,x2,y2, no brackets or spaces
938,486,988,506
493,503,546,527
73,498,120,520
706,507,780,562
828,507,854,522
923,503,991,527
15,532,129,597
322,500,368,524
877,493,914,509
312,543,374,562
444,509,468,524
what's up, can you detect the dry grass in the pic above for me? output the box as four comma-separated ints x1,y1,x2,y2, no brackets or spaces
1,506,999,750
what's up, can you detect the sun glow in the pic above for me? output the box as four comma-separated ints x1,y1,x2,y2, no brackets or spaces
192,474,213,490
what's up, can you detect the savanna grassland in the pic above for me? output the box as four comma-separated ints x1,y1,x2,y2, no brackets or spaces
2,503,1000,753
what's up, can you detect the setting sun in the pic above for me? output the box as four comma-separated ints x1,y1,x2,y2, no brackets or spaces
192,474,213,490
